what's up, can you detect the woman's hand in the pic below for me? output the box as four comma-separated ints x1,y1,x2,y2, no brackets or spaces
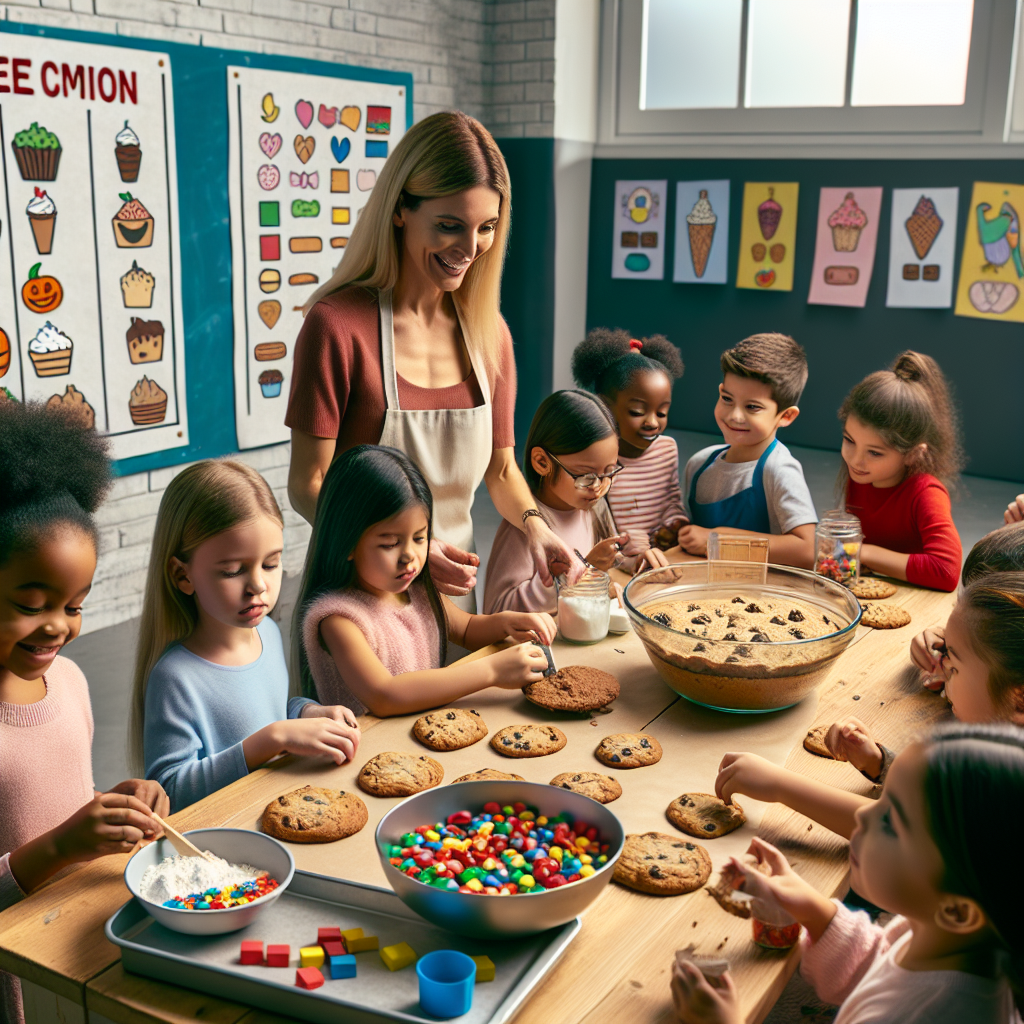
499,611,556,645
1005,494,1024,524
106,779,170,820
486,642,549,689
586,534,629,571
910,625,947,690
524,516,579,586
53,792,163,863
825,718,883,778
301,702,362,733
678,523,711,556
715,752,787,805
429,538,480,596
671,961,740,1024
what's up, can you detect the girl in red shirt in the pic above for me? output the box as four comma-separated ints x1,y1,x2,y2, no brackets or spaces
840,351,963,592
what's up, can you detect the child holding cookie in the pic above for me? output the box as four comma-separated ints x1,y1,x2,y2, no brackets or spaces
840,351,963,592
296,445,554,718
0,403,167,1024
571,328,686,565
133,460,362,812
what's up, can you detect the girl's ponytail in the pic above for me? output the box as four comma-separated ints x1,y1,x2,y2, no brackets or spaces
572,327,683,397
958,572,1024,717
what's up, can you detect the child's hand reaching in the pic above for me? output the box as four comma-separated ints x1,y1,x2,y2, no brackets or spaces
910,625,947,691
54,792,163,861
486,642,550,689
1005,494,1024,524
671,961,739,1024
651,517,687,551
678,523,711,556
245,718,360,768
825,718,884,779
715,751,788,805
301,701,361,731
498,611,557,645
586,534,629,571
106,778,170,820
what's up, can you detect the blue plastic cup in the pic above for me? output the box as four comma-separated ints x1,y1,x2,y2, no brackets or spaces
416,949,476,1019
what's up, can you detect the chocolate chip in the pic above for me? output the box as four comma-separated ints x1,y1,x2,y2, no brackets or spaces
691,613,711,625
725,655,740,663
561,783,571,789
724,632,738,641
734,645,751,658
750,633,769,642
788,609,804,622
694,642,706,652
652,612,671,626
770,616,786,625
621,747,632,756
282,815,291,825
446,712,456,720
278,796,286,805
649,866,663,878
732,597,745,603
610,754,621,762
745,603,762,613
502,737,512,746
303,795,315,802
513,731,523,739
823,615,831,625
572,774,582,781
685,843,696,851
687,603,700,612
703,823,716,832
470,709,480,716
789,628,806,639
640,738,651,748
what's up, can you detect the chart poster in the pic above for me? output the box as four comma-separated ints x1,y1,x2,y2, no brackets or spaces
735,182,798,291
673,179,729,285
806,187,883,308
611,179,666,280
0,36,187,459
228,66,407,449
954,181,1024,324
885,188,959,309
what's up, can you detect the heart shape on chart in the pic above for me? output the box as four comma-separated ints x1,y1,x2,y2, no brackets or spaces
259,132,282,159
357,168,377,192
257,164,280,191
330,136,351,163
258,299,281,329
295,99,313,129
339,105,361,131
318,104,338,129
294,135,315,164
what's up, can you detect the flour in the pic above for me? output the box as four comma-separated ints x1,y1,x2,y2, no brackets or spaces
139,853,261,904
557,594,610,643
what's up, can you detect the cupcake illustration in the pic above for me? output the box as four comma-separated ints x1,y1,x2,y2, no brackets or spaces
125,317,164,364
11,123,61,181
757,189,782,240
112,193,154,248
47,384,94,430
26,188,56,255
129,376,167,425
114,121,142,183
120,260,155,308
28,321,72,377
828,192,868,252
259,368,284,398
686,190,716,278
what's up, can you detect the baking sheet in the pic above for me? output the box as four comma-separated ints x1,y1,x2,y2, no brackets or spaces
107,871,580,1024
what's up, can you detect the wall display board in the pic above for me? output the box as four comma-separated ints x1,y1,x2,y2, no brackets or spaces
885,188,959,309
611,178,666,280
0,34,187,459
735,182,798,291
807,187,883,308
673,179,729,284
227,67,406,449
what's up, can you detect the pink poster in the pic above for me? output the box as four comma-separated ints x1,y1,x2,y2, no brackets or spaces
807,187,884,308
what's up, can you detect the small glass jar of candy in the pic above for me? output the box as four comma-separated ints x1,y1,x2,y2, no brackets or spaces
814,510,862,588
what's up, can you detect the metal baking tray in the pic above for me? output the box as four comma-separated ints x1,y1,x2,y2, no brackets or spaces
106,870,580,1024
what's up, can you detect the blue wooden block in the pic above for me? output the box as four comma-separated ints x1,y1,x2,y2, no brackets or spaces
329,954,357,979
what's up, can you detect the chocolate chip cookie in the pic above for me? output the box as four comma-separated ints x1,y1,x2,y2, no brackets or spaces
549,771,622,804
413,708,488,751
803,724,835,758
595,732,663,769
614,831,712,895
357,752,444,797
666,793,745,839
451,768,526,784
260,785,368,843
860,602,911,629
847,577,898,600
524,666,620,712
490,724,567,758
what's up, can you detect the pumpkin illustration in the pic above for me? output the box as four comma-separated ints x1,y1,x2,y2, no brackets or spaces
21,263,63,315
0,328,9,378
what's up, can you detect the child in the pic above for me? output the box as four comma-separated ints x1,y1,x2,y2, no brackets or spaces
0,403,167,1024
840,351,963,592
716,572,1024,838
133,460,361,812
679,333,817,567
676,724,1022,1024
298,445,554,717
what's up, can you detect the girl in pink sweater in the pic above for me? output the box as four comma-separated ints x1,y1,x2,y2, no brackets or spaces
0,403,168,1024
297,445,555,717
675,723,1023,1024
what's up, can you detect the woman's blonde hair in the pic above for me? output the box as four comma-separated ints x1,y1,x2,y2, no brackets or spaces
303,110,511,378
128,460,283,772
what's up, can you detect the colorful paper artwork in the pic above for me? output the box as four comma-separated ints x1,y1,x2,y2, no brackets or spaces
736,183,799,291
885,188,959,309
807,187,883,307
612,180,666,280
673,180,729,284
954,182,1024,323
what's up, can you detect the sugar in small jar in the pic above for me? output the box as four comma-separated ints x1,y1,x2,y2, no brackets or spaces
814,510,862,587
556,568,611,644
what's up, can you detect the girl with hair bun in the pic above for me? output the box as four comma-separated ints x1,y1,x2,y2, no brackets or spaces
572,327,685,567
840,351,964,592
0,402,167,1024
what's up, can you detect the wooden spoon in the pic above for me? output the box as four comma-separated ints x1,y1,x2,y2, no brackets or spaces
150,813,217,863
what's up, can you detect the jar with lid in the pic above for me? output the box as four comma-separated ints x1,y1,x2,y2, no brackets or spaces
556,568,611,644
814,510,862,587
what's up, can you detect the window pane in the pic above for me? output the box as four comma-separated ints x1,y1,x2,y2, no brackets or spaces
851,0,973,106
745,0,852,108
641,0,742,109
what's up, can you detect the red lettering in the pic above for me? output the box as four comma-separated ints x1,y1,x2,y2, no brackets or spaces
62,63,84,99
97,66,115,102
41,61,58,97
118,69,137,105
12,58,32,95
0,57,8,95
88,65,94,100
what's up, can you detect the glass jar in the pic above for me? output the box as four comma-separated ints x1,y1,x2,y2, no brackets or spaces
556,568,611,644
814,510,862,587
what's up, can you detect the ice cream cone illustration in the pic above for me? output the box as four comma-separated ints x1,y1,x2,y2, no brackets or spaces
829,192,868,252
686,190,716,277
114,121,142,183
26,188,56,255
905,195,943,260
758,188,782,240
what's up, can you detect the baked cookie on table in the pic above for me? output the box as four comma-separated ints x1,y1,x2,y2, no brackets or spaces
413,708,488,751
451,768,525,783
261,785,368,843
595,732,663,769
549,771,622,804
803,724,835,759
524,666,620,712
666,793,745,839
490,724,567,758
847,577,898,600
614,832,711,895
357,752,444,797
860,602,911,629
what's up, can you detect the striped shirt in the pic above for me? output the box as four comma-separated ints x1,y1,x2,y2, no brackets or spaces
607,434,686,540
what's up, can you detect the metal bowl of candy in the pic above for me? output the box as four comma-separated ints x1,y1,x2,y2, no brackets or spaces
375,781,625,939
124,827,295,936
624,562,862,713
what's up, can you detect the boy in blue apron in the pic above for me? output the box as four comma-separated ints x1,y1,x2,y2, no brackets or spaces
678,333,818,566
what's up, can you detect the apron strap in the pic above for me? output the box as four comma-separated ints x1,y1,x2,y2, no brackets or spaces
379,289,401,410
688,445,729,511
750,438,779,490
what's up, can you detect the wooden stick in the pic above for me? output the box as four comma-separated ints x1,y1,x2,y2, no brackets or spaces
149,814,217,862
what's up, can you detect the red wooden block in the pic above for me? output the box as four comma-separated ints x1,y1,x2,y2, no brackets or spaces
295,967,324,990
266,944,290,967
240,941,263,965
260,235,281,261
321,939,346,959
318,927,342,943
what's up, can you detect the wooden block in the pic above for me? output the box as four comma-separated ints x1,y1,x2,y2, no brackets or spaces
380,942,416,971
340,928,364,943
328,954,357,979
299,945,324,968
295,967,324,990
289,236,322,253
346,935,378,953
266,944,290,967
317,927,342,944
321,939,346,959
471,954,495,982
331,169,350,193
239,941,263,965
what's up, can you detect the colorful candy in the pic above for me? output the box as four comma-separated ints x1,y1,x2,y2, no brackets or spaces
385,801,609,896
161,874,279,910
752,917,802,949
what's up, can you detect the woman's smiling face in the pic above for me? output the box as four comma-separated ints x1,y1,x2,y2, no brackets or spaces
393,185,501,293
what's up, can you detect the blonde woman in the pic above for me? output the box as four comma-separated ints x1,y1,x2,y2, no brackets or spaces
286,111,576,607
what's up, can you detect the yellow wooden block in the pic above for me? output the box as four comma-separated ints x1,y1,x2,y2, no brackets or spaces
299,946,324,968
380,942,416,971
340,928,364,943
347,935,378,953
471,955,495,982
332,207,350,225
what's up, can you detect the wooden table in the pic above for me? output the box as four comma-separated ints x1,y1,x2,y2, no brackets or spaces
0,566,956,1024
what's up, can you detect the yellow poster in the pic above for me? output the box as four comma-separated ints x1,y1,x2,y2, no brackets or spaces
954,182,1024,323
736,182,799,292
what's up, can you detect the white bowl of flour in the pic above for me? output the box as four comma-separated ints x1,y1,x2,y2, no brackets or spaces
124,828,295,935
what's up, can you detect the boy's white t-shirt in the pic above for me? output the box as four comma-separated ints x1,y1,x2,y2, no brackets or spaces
683,440,818,534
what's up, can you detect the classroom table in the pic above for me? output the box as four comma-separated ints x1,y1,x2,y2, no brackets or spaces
0,562,957,1024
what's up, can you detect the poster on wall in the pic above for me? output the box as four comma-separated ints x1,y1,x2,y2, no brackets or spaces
227,66,407,449
0,35,187,459
885,188,959,309
735,183,798,291
807,187,884,308
673,179,729,284
954,182,1024,324
611,179,666,280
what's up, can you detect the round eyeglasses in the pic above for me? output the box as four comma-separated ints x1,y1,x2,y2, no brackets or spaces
546,451,624,491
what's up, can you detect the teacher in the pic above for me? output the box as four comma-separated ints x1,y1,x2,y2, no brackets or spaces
286,111,575,606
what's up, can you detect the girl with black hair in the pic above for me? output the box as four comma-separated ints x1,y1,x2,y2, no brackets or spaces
297,445,553,718
0,402,167,1024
